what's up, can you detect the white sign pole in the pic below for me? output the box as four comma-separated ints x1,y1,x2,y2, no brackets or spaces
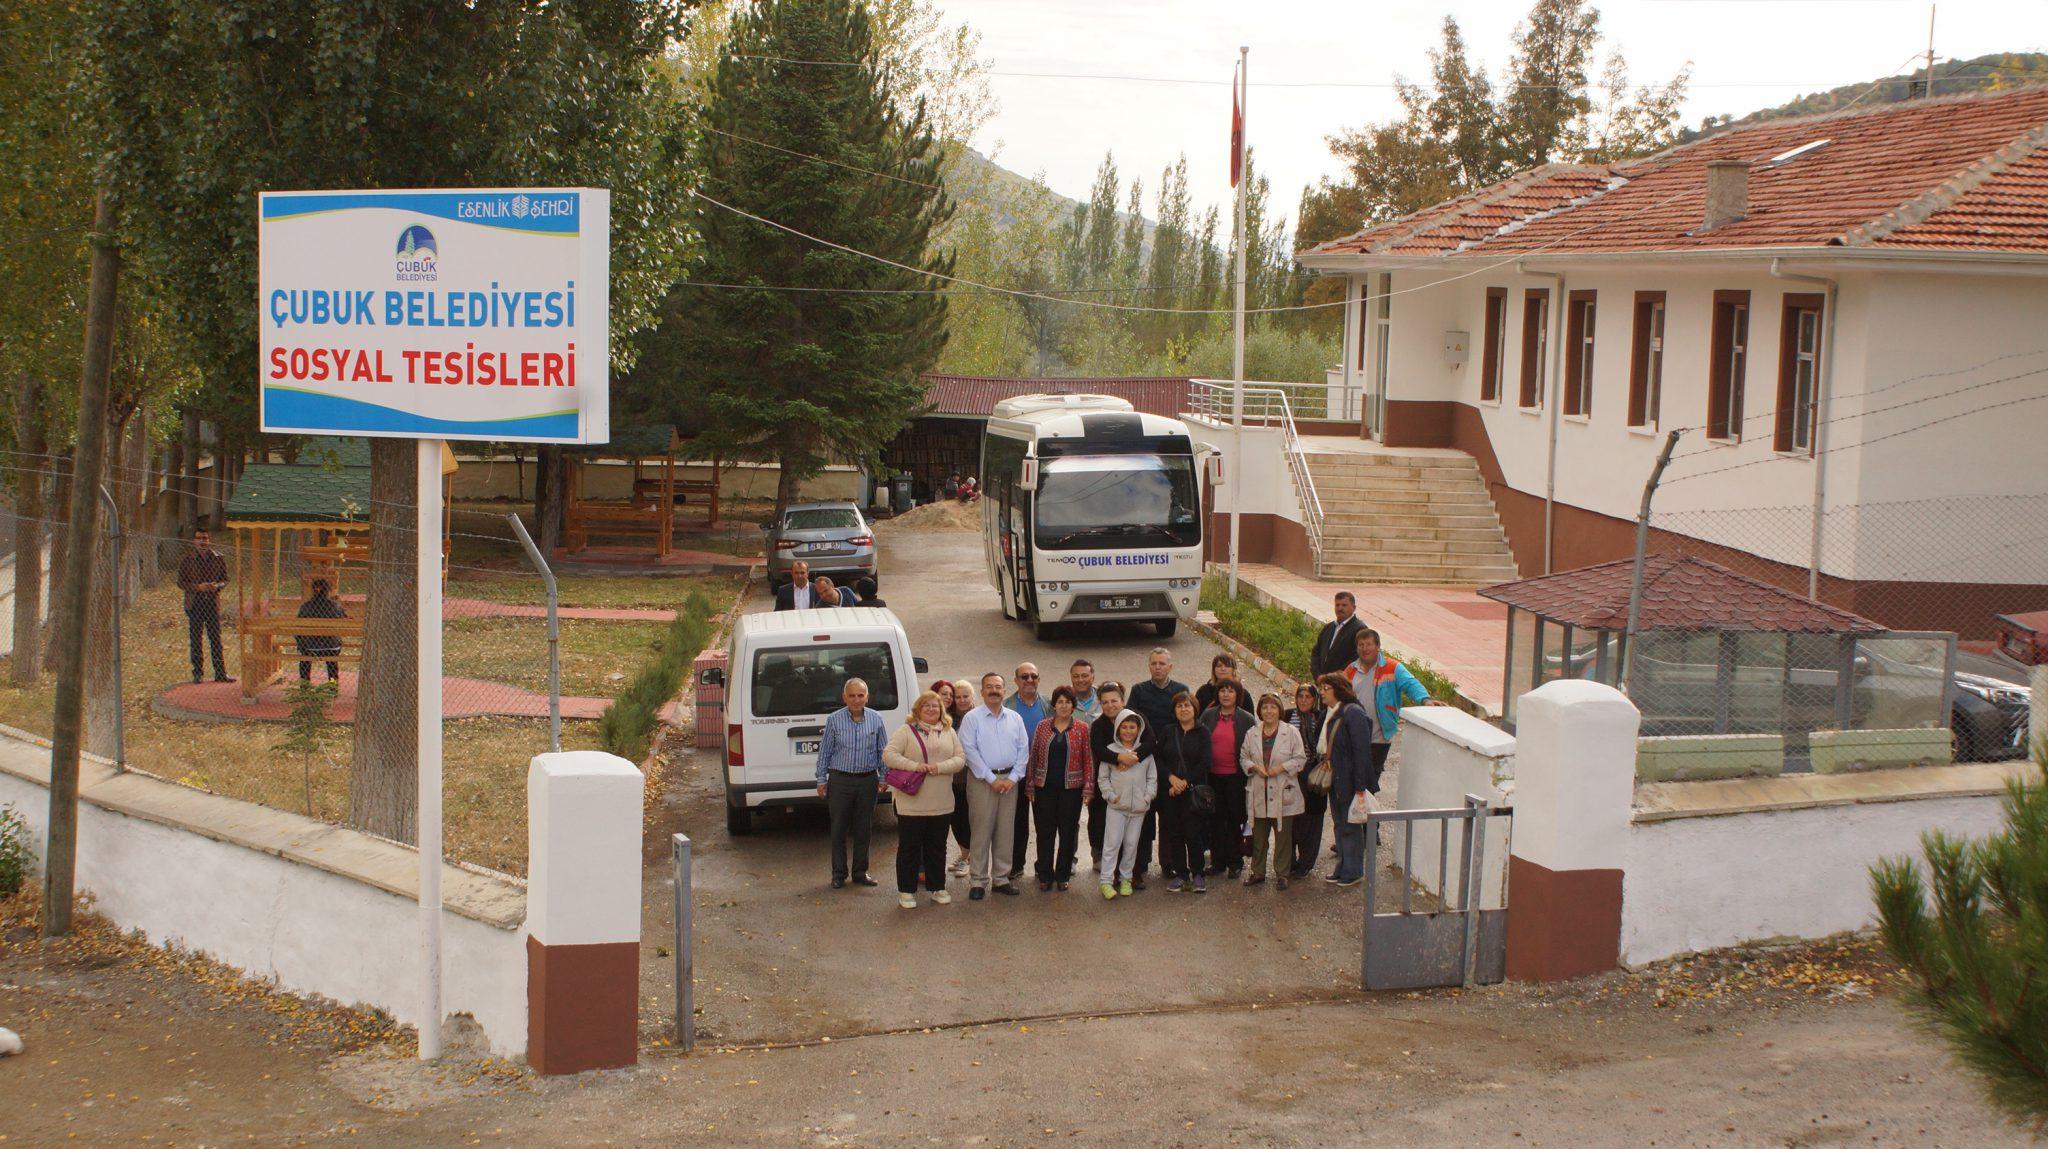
1228,45,1248,599
417,437,445,1061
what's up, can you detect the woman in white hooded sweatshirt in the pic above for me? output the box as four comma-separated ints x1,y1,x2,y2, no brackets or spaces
1097,710,1157,900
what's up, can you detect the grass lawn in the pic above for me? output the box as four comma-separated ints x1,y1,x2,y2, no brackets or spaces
0,574,710,877
446,568,741,611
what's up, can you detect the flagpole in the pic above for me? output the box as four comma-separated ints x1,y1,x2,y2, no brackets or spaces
1228,44,1248,599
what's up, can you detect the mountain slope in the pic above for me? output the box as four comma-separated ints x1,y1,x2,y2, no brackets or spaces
1682,52,2048,140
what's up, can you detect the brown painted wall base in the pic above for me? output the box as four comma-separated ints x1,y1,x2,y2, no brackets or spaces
528,935,639,1075
1504,855,1622,983
1204,511,1314,578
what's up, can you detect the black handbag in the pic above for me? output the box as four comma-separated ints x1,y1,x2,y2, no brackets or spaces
1190,783,1217,816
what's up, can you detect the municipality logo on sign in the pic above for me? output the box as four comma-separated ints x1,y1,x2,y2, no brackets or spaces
511,194,531,219
395,224,439,283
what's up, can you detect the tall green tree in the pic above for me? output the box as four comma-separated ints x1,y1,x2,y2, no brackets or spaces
1299,0,1689,247
655,0,953,511
1874,744,2048,1126
89,0,695,841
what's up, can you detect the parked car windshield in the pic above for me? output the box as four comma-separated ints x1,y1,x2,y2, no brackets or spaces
1034,454,1200,550
784,508,863,532
750,643,899,717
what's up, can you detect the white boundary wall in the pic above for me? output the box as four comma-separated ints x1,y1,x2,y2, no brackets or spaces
0,735,528,1055
1622,783,2013,966
1393,706,1515,907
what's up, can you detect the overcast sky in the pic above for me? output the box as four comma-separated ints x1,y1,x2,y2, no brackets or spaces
934,0,2042,229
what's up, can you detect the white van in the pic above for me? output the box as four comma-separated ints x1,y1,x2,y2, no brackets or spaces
713,606,927,835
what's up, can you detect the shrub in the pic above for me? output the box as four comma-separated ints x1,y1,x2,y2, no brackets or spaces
1200,576,1465,704
0,803,32,898
1873,742,2048,1125
598,590,717,763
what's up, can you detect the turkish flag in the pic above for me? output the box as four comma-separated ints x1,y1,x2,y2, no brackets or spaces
1229,62,1244,187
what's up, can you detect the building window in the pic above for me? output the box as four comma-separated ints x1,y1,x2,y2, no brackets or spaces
1519,288,1549,408
1775,293,1824,453
1628,291,1666,428
1563,290,1596,416
1369,273,1392,438
1480,288,1507,403
1355,279,1370,371
1708,289,1750,441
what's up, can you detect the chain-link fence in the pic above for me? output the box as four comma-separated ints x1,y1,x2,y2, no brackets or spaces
1624,493,2039,768
0,450,734,879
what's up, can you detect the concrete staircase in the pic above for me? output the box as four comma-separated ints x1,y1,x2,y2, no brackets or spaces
1304,452,1522,586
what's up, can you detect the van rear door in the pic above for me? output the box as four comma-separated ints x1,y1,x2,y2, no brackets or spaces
744,636,905,792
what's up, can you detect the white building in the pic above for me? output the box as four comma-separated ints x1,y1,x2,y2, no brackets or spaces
1282,85,2048,635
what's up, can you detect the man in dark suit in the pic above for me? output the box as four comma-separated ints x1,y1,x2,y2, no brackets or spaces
774,560,814,610
1311,590,1365,679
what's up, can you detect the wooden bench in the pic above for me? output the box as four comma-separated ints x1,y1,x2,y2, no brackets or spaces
238,616,366,699
565,500,674,556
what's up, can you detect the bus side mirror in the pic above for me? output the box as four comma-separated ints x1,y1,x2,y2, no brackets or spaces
1019,459,1039,492
1205,454,1226,486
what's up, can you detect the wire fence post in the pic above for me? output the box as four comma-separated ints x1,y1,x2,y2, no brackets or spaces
97,483,123,771
506,513,560,753
672,831,694,1052
1623,430,1682,693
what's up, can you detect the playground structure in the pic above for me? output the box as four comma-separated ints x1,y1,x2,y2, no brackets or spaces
223,439,456,698
561,425,721,561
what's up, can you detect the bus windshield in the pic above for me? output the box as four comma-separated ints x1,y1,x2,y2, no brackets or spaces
1034,454,1201,550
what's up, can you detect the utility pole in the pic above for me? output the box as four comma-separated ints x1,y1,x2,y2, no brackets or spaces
1228,45,1248,598
44,192,121,938
1924,5,1937,98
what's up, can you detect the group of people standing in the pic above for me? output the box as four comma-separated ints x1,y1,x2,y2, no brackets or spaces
814,605,1443,909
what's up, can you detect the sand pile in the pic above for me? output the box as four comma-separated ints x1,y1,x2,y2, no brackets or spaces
878,498,980,532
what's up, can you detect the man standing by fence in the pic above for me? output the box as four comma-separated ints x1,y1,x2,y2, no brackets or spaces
177,528,233,684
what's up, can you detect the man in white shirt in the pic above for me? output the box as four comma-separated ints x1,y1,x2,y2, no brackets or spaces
774,561,814,611
958,671,1029,899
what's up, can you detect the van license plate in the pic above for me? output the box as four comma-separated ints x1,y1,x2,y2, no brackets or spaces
795,739,821,755
1098,597,1141,611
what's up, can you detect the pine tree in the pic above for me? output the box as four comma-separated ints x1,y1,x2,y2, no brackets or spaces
1873,743,2048,1126
658,0,953,512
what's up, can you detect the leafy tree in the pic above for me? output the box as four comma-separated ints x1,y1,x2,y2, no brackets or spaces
1873,744,2048,1128
1298,0,1689,247
89,0,695,842
651,0,953,513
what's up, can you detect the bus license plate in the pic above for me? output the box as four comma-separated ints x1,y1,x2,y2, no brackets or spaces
795,739,821,755
1098,596,1142,611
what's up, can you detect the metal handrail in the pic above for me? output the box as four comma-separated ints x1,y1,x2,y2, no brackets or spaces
1186,380,1327,577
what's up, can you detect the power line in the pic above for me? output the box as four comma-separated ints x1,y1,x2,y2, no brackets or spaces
1664,390,2048,485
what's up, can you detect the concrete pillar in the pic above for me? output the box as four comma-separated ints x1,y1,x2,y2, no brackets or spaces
1504,680,1639,982
2032,666,2045,757
527,751,643,1074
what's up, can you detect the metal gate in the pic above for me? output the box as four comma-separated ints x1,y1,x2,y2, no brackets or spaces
1362,794,1512,991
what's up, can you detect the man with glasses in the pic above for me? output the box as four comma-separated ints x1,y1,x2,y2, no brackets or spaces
1004,662,1048,884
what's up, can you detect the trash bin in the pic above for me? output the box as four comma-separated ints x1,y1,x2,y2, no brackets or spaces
890,473,914,514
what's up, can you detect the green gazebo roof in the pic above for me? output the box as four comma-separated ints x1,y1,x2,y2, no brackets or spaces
565,424,679,458
225,461,374,525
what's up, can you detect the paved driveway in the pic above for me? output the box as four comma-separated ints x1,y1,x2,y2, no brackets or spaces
638,525,1331,1047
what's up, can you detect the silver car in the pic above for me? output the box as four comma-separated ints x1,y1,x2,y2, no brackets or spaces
764,501,878,590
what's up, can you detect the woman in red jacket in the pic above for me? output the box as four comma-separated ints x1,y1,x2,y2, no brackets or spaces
1027,686,1096,891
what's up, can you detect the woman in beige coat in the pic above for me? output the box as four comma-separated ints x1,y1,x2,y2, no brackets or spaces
884,690,967,908
1241,693,1307,889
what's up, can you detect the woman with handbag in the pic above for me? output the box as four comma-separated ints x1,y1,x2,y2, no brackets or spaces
882,690,967,909
1284,683,1329,879
1026,686,1095,891
1197,680,1257,880
1317,673,1379,889
1158,691,1212,893
1241,693,1307,889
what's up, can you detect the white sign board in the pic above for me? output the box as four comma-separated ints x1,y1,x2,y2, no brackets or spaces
258,188,610,443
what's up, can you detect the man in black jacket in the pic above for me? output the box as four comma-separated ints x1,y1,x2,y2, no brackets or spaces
1310,591,1364,679
176,529,233,684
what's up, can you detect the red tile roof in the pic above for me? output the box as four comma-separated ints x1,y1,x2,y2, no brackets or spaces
1305,85,2048,260
1477,554,1884,633
919,374,1193,418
